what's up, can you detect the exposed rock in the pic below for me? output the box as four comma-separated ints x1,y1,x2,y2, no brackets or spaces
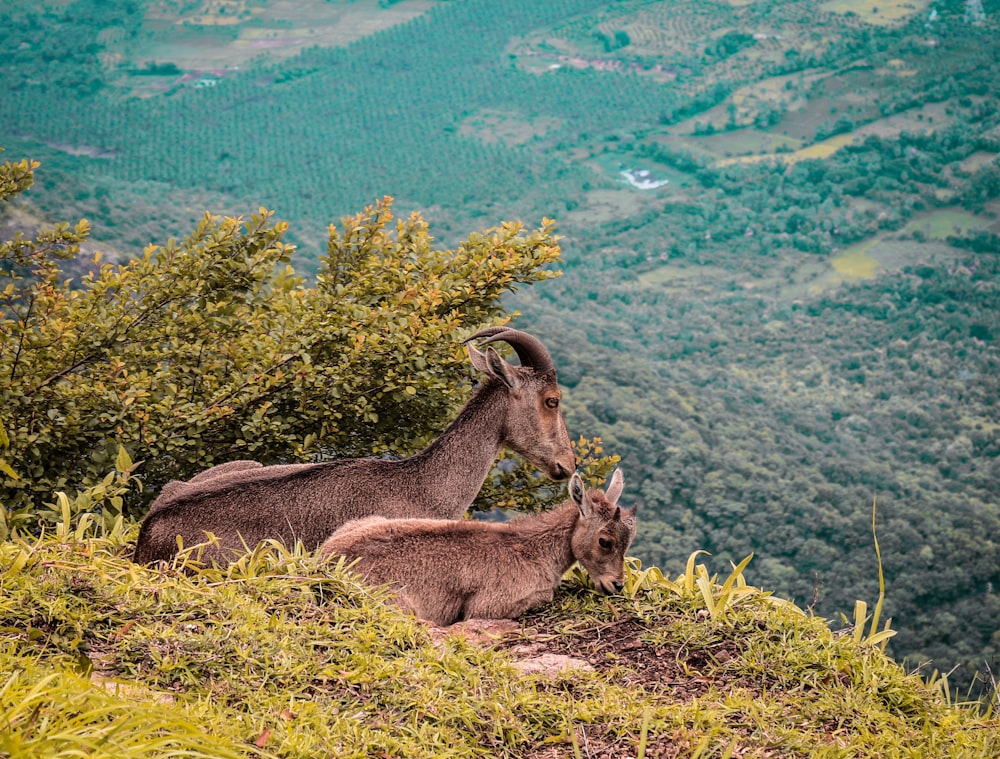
428,618,592,677
510,652,594,677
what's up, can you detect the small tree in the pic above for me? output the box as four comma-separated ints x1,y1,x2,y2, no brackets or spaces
1,152,611,534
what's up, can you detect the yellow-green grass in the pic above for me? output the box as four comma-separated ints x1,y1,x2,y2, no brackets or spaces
717,132,856,166
899,209,994,240
832,238,880,278
821,0,932,26
793,132,857,160
960,415,1000,433
3,530,998,759
1,659,247,759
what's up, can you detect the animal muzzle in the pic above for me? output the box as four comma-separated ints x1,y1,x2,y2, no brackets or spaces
549,460,574,480
596,577,626,595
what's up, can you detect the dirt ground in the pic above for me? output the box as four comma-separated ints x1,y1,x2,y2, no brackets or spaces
432,612,768,759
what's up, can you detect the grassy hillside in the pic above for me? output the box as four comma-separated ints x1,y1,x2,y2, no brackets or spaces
2,528,998,758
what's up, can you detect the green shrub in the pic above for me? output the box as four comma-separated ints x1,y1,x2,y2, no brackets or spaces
2,153,610,530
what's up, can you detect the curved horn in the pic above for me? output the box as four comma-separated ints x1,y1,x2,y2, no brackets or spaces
464,327,555,375
463,326,510,343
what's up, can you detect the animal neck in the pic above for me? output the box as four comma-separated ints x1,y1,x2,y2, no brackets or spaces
407,379,510,515
516,500,580,574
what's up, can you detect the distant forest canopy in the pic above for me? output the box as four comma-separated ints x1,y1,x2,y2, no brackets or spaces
1,0,998,697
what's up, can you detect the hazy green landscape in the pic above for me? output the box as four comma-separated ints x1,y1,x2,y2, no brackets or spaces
2,0,999,711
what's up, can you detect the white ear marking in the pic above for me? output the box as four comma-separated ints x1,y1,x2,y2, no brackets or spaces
570,473,590,517
467,343,490,374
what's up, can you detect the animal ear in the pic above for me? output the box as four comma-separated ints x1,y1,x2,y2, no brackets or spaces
604,468,624,504
569,473,591,517
467,343,490,374
482,346,520,389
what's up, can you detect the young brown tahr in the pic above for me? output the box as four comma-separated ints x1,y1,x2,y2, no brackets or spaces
320,469,636,626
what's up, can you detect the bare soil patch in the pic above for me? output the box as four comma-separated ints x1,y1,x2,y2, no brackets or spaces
436,612,768,704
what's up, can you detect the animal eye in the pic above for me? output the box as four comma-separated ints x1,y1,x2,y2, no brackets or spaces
545,397,559,409
599,537,613,551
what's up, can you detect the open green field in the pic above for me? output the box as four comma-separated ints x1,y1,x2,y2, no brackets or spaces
637,256,834,300
638,262,733,288
109,0,439,92
900,208,996,240
716,132,856,166
667,64,956,165
822,0,932,27
671,69,832,136
636,233,975,302
458,109,564,147
960,151,1000,173
713,99,956,166
801,236,970,296
589,151,692,188
560,187,649,225
832,237,880,277
669,128,803,160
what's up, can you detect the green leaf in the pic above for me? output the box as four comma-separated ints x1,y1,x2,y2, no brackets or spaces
115,444,133,474
0,459,18,481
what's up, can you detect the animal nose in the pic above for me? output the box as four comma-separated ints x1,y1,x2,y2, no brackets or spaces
611,580,624,594
552,462,573,480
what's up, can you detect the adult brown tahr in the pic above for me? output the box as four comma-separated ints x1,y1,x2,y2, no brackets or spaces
132,328,576,565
